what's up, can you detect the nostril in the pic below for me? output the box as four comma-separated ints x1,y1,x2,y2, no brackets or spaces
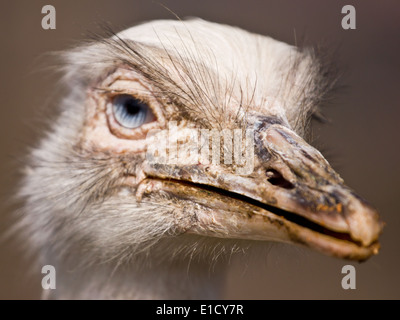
266,169,294,189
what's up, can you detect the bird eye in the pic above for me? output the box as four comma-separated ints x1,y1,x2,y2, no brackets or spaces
112,94,156,129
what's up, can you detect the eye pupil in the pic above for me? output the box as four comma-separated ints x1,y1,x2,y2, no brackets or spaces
112,94,155,129
124,99,141,116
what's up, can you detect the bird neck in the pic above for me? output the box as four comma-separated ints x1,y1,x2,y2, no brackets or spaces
44,250,227,299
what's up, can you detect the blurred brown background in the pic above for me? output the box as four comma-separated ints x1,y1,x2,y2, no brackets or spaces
0,0,399,299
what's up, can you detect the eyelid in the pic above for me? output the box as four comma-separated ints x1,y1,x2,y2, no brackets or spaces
95,87,151,99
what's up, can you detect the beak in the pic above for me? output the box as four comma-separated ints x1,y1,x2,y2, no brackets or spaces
141,123,383,261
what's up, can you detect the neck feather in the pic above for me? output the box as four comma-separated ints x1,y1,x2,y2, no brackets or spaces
43,237,229,299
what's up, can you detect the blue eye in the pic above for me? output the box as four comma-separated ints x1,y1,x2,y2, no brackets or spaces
112,94,156,129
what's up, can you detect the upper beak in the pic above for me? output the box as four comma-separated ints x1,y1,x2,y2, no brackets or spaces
141,123,384,261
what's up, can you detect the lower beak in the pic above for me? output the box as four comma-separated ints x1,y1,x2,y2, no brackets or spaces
141,124,383,261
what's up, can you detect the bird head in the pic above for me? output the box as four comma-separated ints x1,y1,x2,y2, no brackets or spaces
20,19,383,266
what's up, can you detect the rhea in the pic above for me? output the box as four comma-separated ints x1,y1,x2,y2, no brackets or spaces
19,19,383,299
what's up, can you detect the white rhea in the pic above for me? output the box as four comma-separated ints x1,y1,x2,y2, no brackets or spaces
18,19,382,299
